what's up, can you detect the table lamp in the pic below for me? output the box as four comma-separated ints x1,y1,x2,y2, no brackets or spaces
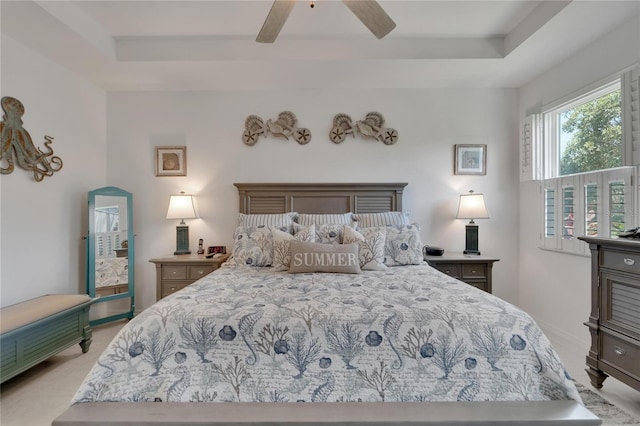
166,191,198,255
456,190,489,255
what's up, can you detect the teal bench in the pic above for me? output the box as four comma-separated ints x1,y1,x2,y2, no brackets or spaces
0,294,93,383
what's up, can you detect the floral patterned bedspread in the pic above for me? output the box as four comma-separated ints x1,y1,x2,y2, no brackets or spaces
72,264,580,404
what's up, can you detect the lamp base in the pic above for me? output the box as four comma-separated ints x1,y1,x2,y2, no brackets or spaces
464,222,480,255
174,225,191,255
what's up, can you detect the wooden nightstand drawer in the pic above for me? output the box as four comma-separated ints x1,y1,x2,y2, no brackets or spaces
467,281,489,292
188,265,214,279
151,253,231,301
462,263,487,279
432,264,461,278
162,265,187,280
602,249,640,273
162,281,192,297
600,332,640,378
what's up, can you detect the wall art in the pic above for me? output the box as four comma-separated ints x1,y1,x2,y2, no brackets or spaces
454,144,486,175
0,96,63,182
242,111,311,146
329,112,398,145
155,146,187,176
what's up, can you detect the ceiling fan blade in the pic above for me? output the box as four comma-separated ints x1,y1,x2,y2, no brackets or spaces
342,0,396,39
256,0,296,43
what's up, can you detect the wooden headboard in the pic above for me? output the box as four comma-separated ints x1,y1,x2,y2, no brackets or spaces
234,183,407,214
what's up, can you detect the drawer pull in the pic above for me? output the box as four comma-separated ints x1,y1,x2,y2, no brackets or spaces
614,346,626,356
471,270,477,274
172,271,178,275
197,269,204,275
170,287,177,291
444,269,451,274
623,258,635,266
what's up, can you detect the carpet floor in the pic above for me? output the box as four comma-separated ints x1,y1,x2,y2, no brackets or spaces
576,382,640,426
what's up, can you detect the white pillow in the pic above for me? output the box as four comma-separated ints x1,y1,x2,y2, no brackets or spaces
343,226,388,271
237,212,297,228
295,212,353,226
271,225,316,271
353,211,410,228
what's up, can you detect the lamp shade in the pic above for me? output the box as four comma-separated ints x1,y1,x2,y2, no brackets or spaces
166,192,198,220
456,191,489,220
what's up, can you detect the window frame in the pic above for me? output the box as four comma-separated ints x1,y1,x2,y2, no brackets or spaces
533,66,639,255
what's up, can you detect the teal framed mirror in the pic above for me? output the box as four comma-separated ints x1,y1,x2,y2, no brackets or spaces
87,186,135,326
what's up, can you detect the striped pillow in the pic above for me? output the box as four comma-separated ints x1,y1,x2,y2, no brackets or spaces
353,211,409,228
295,212,353,226
237,212,297,228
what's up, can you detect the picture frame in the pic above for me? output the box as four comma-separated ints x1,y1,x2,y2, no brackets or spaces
155,146,186,177
454,144,486,175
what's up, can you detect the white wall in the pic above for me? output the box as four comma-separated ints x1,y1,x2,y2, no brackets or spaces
518,15,640,350
0,35,107,307
107,89,520,310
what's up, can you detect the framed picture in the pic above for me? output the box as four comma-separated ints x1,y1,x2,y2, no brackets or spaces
155,146,186,177
454,144,486,175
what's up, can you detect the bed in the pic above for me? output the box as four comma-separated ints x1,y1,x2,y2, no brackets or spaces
54,183,599,425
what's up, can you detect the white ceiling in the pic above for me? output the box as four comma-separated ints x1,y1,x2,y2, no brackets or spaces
1,0,638,91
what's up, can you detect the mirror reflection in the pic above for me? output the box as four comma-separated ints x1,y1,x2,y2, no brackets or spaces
87,186,135,326
94,196,128,297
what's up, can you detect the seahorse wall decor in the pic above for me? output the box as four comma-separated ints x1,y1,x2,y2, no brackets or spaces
0,96,63,182
242,111,311,146
329,112,398,145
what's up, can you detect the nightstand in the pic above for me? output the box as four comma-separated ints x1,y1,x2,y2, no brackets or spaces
149,253,231,301
423,252,499,293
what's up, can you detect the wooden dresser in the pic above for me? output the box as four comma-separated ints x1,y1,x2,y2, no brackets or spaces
579,236,640,391
149,253,230,301
423,252,499,294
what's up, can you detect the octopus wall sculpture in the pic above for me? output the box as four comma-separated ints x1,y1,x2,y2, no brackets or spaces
242,111,311,146
329,112,398,145
0,96,63,182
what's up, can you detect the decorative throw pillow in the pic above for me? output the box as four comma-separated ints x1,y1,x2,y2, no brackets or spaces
295,212,353,226
294,223,352,244
353,211,410,228
232,226,277,266
288,241,361,274
383,224,424,266
343,225,388,271
271,225,316,271
237,212,297,229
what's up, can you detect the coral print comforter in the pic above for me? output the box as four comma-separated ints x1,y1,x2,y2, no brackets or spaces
72,264,580,404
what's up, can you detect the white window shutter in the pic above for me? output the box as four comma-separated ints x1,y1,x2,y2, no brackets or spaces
520,114,541,181
623,66,640,165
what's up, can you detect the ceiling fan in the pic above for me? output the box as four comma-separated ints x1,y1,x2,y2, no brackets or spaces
257,0,396,43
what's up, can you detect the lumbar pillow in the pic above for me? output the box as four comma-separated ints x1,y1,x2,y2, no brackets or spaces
288,241,361,274
271,225,315,271
342,225,388,271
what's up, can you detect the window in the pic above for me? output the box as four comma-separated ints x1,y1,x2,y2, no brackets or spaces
534,66,639,254
544,81,621,179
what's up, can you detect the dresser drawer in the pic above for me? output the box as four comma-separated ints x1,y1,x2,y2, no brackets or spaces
602,249,640,273
600,332,640,379
188,265,214,280
162,281,192,297
432,264,461,278
462,263,487,279
162,265,187,280
466,281,489,292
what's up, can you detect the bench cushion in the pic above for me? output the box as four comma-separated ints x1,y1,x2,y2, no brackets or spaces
1,294,91,334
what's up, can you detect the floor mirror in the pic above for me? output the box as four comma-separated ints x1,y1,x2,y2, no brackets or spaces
86,186,135,326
